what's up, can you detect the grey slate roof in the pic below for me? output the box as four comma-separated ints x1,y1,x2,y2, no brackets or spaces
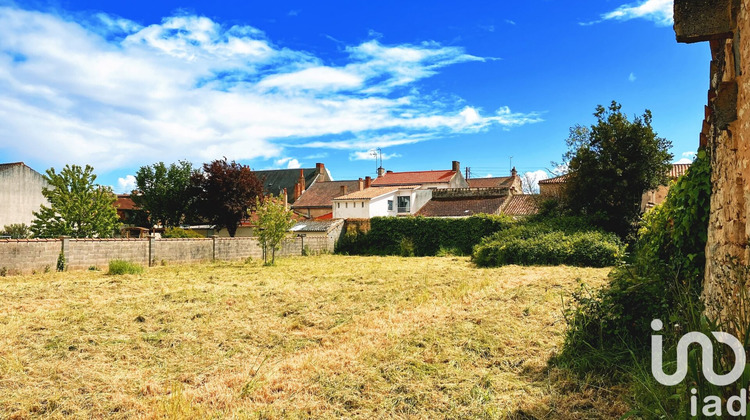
254,168,319,203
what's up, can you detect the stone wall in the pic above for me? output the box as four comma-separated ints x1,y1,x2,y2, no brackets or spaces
0,234,334,274
674,0,750,319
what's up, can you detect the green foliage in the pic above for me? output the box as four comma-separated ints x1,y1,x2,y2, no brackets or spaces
398,237,415,257
472,217,622,267
557,149,711,395
56,251,66,272
255,194,295,265
1,223,31,239
107,259,144,275
31,165,121,238
162,227,204,238
335,214,514,256
132,161,196,228
191,158,264,237
562,101,673,238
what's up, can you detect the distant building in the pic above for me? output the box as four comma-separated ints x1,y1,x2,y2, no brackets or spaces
333,186,432,219
466,167,522,193
254,163,332,204
538,174,568,198
371,161,469,189
416,188,510,218
641,163,692,212
0,162,48,227
292,177,371,219
502,195,540,218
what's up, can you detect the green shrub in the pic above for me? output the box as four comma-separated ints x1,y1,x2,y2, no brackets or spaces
56,252,66,272
398,237,415,257
473,229,622,268
162,227,204,238
335,214,514,256
1,223,31,239
108,259,144,275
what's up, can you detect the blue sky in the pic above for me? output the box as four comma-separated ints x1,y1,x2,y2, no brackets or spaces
0,0,707,192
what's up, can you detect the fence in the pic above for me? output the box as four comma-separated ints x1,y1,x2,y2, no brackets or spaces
0,234,335,274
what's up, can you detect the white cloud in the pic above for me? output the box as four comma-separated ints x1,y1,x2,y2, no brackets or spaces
505,20,516,26
0,6,540,171
629,72,636,82
582,0,673,26
682,151,696,158
522,170,549,194
117,174,136,193
483,173,493,178
349,151,401,161
274,157,302,168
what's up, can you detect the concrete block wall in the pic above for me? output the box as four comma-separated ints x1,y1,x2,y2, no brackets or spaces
0,239,60,273
152,238,213,265
0,232,336,274
66,238,149,270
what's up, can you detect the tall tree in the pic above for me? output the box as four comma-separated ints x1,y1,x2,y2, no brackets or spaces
31,164,121,238
563,101,673,238
132,161,196,228
255,194,296,265
191,158,264,237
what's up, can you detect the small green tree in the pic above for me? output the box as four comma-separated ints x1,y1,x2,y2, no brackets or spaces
1,223,31,239
255,194,295,265
31,164,121,238
562,101,673,238
132,161,196,228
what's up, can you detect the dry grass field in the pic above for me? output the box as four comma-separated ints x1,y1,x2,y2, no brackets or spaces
0,255,629,419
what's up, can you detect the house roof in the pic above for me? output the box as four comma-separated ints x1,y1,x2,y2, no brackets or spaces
502,195,540,216
292,180,361,209
416,196,509,217
254,168,319,202
538,174,569,185
290,219,343,233
371,170,456,186
0,162,26,171
467,176,517,189
670,163,691,178
115,194,138,211
333,186,401,200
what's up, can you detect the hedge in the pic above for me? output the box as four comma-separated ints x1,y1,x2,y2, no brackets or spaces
335,214,514,256
471,217,623,267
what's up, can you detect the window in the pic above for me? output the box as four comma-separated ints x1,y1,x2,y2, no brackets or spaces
361,202,364,208
337,202,340,208
397,196,410,213
345,202,348,208
387,200,393,211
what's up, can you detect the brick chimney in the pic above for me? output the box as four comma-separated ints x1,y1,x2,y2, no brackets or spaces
358,178,364,191
294,169,306,201
282,188,288,210
340,185,348,195
315,163,327,181
452,160,460,173
364,176,372,188
511,166,517,177
377,167,385,177
386,170,393,174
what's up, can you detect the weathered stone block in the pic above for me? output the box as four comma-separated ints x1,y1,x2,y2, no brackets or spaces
674,0,733,43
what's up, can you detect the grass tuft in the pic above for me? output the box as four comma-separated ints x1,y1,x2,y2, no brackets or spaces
107,259,144,275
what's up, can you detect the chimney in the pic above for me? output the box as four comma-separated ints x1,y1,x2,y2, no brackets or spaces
298,169,306,193
364,176,372,188
358,178,364,191
282,188,288,210
511,166,517,177
386,170,393,174
377,167,385,177
315,163,326,181
340,185,348,196
452,161,460,173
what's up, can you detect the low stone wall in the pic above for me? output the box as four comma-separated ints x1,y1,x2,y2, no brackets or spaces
0,233,334,274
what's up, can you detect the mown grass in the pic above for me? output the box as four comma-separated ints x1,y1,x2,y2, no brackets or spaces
0,255,628,418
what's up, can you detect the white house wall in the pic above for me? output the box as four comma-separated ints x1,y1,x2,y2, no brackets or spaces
0,165,49,227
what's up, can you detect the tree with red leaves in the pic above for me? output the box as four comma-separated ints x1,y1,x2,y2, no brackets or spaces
191,158,264,237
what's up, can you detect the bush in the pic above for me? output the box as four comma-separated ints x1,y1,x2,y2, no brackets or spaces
473,229,622,268
108,259,144,275
335,214,514,256
1,223,31,239
162,227,204,238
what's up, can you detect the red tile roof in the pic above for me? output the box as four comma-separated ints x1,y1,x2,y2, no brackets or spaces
669,163,691,178
371,170,456,186
333,186,402,200
292,180,361,209
416,196,508,217
538,174,569,184
115,194,138,211
502,195,540,216
467,176,516,189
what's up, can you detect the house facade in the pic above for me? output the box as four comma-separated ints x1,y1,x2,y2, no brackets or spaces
292,177,371,219
0,162,48,227
332,186,433,219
